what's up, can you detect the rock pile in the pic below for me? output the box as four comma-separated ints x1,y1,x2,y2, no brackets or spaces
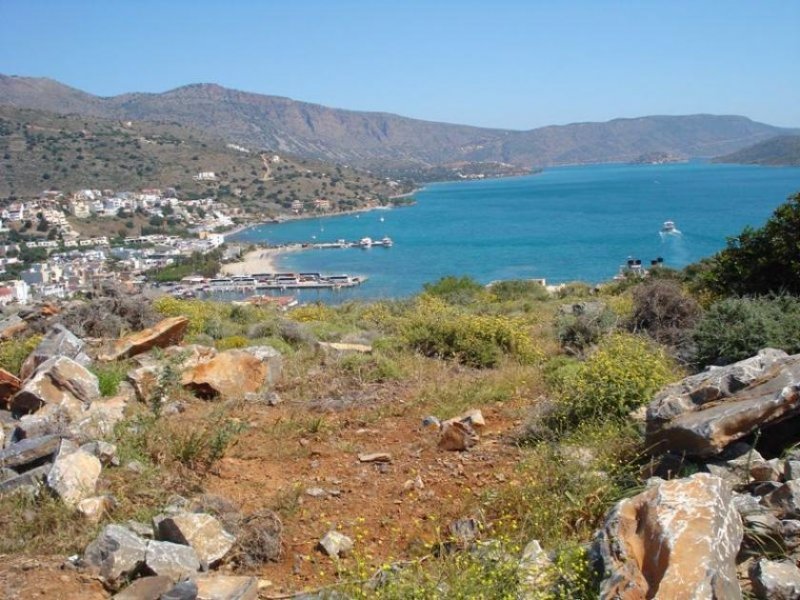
0,314,282,599
0,321,122,497
593,349,800,599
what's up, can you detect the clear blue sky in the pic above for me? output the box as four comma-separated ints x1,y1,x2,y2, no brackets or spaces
0,0,798,129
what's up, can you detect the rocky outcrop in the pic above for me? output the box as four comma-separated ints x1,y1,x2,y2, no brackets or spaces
594,473,743,599
19,324,91,380
10,355,100,415
99,316,189,361
646,350,800,457
181,346,281,399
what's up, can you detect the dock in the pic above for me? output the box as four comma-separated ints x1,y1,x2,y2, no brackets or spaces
264,235,393,252
167,272,367,297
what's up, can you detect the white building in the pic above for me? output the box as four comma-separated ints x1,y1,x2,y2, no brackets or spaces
2,203,25,222
70,201,91,219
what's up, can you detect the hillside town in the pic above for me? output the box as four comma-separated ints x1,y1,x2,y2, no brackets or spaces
0,186,240,303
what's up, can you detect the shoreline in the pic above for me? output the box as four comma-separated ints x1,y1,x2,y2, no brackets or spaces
223,194,423,241
220,245,303,276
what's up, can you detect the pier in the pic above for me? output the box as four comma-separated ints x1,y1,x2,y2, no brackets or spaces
166,272,367,298
291,235,393,250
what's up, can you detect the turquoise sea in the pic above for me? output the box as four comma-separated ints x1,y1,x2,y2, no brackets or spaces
229,162,800,302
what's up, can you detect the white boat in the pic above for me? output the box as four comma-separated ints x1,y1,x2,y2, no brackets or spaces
380,236,393,247
660,220,681,235
359,237,373,248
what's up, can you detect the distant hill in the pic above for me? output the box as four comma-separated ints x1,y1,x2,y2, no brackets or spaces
0,75,795,171
713,135,800,166
0,105,405,213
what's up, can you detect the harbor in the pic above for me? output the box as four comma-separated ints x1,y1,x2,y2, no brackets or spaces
164,272,368,298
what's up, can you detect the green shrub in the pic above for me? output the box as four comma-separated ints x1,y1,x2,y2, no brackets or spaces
627,280,700,346
91,361,130,397
170,417,245,469
215,335,250,351
154,297,227,336
154,297,275,340
422,275,485,305
403,297,542,368
555,302,617,355
489,279,550,302
115,408,245,471
0,334,40,376
361,550,523,599
554,282,593,300
698,192,800,296
555,333,676,427
338,352,404,383
692,295,800,366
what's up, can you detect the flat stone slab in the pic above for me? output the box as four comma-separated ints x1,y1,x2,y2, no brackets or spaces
145,540,200,580
112,575,174,600
358,452,392,463
99,316,189,361
195,575,259,600
0,463,50,494
0,434,60,470
646,352,800,457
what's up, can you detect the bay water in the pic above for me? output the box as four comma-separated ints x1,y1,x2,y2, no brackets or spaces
230,162,800,302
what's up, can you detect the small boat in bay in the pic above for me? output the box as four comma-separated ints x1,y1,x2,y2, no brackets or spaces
660,220,681,235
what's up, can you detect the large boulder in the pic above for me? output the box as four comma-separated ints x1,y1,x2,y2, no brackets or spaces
10,355,100,415
594,473,743,599
157,512,236,565
99,316,189,362
181,346,281,399
84,524,148,583
646,351,800,457
19,324,91,380
46,441,102,507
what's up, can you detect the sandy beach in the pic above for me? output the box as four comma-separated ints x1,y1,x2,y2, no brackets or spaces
221,246,298,276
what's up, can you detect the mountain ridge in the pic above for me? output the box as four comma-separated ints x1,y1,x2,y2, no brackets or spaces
713,135,800,167
0,74,795,171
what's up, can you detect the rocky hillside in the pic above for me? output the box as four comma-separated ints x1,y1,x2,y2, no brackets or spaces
714,134,800,166
0,75,794,170
1,195,799,598
0,105,407,210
